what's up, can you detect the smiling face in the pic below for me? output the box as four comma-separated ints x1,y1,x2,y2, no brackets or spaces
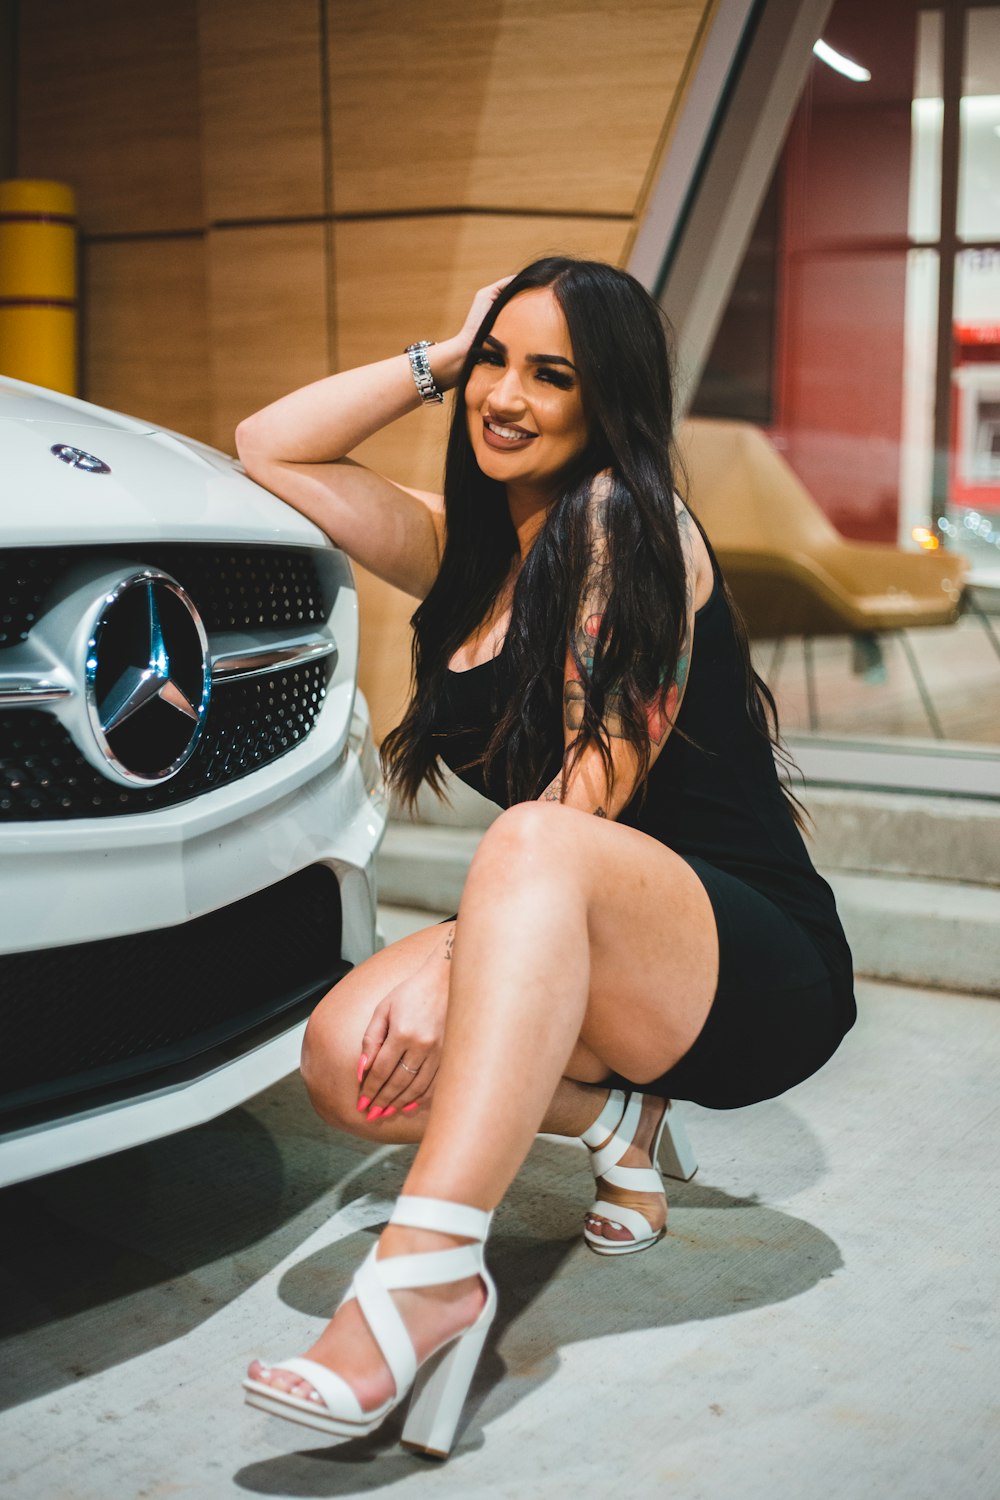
465,287,590,500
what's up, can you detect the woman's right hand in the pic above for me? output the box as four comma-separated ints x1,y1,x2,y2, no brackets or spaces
450,276,514,361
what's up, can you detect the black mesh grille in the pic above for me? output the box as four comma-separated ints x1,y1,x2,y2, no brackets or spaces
0,659,330,820
0,545,327,647
0,864,348,1118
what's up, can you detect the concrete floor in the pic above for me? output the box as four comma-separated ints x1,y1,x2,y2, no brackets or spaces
1,977,998,1500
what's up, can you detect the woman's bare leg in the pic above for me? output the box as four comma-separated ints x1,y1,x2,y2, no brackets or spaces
252,802,717,1410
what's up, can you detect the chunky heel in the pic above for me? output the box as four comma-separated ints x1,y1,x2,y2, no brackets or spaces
657,1100,698,1182
401,1296,495,1457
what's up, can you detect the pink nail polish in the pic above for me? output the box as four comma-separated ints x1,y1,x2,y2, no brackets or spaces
382,1106,396,1118
357,1053,368,1084
357,1096,370,1112
402,1102,419,1114
367,1106,383,1121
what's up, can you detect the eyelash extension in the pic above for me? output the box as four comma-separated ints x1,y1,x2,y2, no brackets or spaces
538,368,574,389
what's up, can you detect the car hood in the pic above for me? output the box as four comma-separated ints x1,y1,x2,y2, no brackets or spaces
0,377,331,550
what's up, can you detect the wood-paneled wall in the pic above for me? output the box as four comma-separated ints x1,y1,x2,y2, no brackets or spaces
15,0,715,738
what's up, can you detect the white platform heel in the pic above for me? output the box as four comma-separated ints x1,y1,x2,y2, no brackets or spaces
579,1089,697,1256
243,1195,496,1458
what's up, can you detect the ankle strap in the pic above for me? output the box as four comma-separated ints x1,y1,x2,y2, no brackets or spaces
390,1195,493,1240
580,1088,626,1149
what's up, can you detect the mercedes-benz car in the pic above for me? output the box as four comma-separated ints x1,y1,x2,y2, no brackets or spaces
0,375,387,1187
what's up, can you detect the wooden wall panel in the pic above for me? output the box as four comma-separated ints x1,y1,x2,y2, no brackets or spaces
333,212,630,739
15,0,715,736
205,224,330,453
17,0,203,235
83,239,211,441
328,0,707,217
198,0,326,222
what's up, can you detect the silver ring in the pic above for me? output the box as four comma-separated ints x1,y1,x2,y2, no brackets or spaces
399,1060,420,1074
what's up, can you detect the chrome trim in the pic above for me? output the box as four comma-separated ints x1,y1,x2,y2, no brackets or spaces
83,569,212,786
209,629,337,683
0,640,77,707
0,678,74,705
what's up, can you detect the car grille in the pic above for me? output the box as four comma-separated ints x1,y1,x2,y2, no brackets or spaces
0,544,328,648
1,658,330,820
0,864,349,1120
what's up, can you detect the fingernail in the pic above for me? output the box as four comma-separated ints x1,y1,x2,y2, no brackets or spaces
367,1106,384,1121
357,1053,368,1083
382,1106,396,1118
402,1102,419,1114
357,1096,370,1112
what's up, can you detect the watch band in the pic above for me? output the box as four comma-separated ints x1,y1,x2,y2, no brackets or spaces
405,341,444,405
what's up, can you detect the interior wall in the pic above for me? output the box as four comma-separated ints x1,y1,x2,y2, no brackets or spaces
772,0,917,542
14,0,716,738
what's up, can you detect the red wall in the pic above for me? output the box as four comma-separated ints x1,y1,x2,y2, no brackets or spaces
771,0,919,542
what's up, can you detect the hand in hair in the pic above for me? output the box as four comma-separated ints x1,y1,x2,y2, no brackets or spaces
453,276,514,359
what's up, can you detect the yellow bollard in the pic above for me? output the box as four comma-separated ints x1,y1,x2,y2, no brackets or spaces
0,179,78,395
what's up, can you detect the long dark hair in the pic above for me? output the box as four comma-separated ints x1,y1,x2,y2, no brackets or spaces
381,256,795,818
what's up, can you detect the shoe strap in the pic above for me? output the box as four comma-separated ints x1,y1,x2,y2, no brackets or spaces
345,1231,488,1400
390,1195,492,1241
579,1088,626,1149
350,1246,417,1398
587,1199,660,1243
589,1091,644,1180
599,1163,664,1195
266,1355,365,1420
375,1243,484,1288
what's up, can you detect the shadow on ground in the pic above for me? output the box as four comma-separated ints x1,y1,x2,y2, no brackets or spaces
0,1075,373,1409
233,1126,842,1497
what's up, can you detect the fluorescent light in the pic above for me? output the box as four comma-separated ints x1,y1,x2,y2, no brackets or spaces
813,39,872,82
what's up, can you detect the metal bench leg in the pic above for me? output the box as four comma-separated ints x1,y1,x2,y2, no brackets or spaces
660,1101,698,1181
803,635,819,730
966,596,1000,668
897,630,945,739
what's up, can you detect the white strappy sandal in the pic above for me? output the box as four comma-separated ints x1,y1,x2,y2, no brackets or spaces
580,1089,696,1256
243,1195,496,1458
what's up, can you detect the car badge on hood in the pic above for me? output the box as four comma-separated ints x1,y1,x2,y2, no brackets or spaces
51,443,111,474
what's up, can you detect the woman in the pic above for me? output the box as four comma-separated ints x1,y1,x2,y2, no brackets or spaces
237,258,855,1455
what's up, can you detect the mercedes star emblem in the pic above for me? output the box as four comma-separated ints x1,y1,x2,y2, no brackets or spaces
51,443,112,474
84,570,211,785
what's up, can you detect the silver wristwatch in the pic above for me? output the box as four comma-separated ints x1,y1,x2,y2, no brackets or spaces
405,341,444,405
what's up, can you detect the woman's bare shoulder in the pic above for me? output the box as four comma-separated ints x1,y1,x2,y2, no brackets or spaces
674,494,714,612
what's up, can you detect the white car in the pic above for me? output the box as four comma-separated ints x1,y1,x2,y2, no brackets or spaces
0,375,387,1187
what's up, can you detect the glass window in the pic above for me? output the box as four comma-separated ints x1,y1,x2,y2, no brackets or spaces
690,0,1000,757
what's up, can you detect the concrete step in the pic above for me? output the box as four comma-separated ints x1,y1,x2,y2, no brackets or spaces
377,820,1000,996
804,786,999,888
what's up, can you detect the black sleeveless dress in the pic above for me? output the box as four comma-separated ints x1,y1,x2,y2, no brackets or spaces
432,553,857,1110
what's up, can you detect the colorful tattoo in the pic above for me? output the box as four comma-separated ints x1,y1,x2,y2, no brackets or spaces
565,487,697,750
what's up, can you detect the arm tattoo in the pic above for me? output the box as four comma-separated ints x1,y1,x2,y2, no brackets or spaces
443,924,455,961
541,773,564,802
564,477,630,739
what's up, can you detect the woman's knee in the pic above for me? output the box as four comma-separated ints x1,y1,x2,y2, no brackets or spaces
470,801,566,877
300,997,366,1134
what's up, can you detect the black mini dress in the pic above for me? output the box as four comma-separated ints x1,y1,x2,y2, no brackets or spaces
432,552,857,1110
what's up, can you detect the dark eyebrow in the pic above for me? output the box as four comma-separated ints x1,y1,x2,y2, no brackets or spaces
484,333,576,372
